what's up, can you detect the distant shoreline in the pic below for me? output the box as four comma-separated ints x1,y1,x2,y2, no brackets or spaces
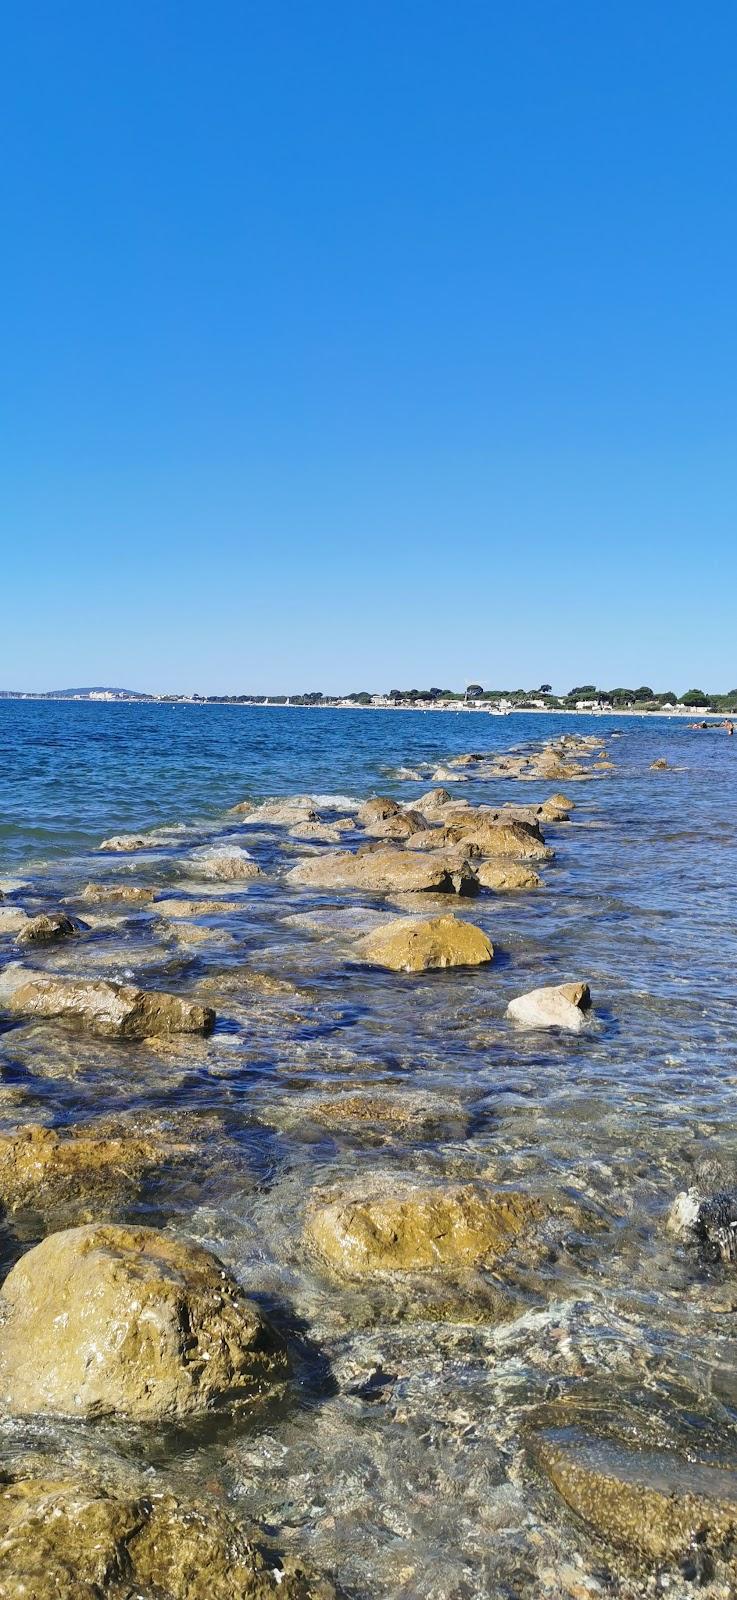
0,696,728,720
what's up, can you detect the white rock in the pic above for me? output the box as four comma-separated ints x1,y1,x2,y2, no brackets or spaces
506,981,591,1033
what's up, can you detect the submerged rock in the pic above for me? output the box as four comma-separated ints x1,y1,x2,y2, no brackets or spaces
0,1223,288,1420
3,974,215,1038
0,1474,334,1598
78,882,156,905
355,913,493,971
506,981,591,1032
286,847,479,896
152,896,236,918
476,861,542,891
531,1423,737,1572
306,1183,544,1276
0,907,31,936
0,1122,189,1220
305,1089,464,1136
97,834,151,852
16,911,84,946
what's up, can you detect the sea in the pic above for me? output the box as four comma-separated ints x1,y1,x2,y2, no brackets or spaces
1,699,736,1597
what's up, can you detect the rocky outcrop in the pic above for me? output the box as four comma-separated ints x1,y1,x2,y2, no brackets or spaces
3,974,215,1037
506,981,591,1032
306,1183,544,1276
286,848,479,896
0,1224,288,1420
355,913,493,971
16,911,84,946
475,861,542,891
0,1473,334,1598
79,882,156,905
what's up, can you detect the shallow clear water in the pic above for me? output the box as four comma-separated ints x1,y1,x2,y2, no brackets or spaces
1,702,737,1597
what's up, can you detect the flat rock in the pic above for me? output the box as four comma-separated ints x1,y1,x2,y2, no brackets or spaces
0,1474,334,1598
506,981,591,1032
355,913,493,971
0,1223,288,1420
306,1183,544,1276
97,834,150,852
79,882,156,905
476,861,542,891
3,974,215,1038
235,796,320,826
305,1089,464,1135
286,847,479,896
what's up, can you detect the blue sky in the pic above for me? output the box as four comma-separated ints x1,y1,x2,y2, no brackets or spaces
2,2,735,694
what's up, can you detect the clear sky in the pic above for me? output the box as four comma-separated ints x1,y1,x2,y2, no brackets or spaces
2,2,735,695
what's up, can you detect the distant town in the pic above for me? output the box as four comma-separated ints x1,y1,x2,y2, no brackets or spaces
1,683,735,713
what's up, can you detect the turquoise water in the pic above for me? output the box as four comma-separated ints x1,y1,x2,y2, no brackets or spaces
1,701,737,1596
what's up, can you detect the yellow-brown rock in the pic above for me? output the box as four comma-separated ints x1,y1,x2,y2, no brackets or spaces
286,848,479,895
0,1224,288,1421
476,861,542,891
306,1183,544,1276
79,882,156,905
0,1123,187,1218
0,1475,334,1599
355,913,493,971
4,975,214,1038
446,816,553,860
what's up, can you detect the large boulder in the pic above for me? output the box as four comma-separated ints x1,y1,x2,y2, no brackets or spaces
0,1474,334,1599
0,1224,288,1421
286,847,479,896
506,981,591,1032
412,788,454,816
3,975,215,1038
306,1183,544,1276
356,796,402,825
445,816,553,860
355,913,493,971
476,861,542,891
361,808,428,841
